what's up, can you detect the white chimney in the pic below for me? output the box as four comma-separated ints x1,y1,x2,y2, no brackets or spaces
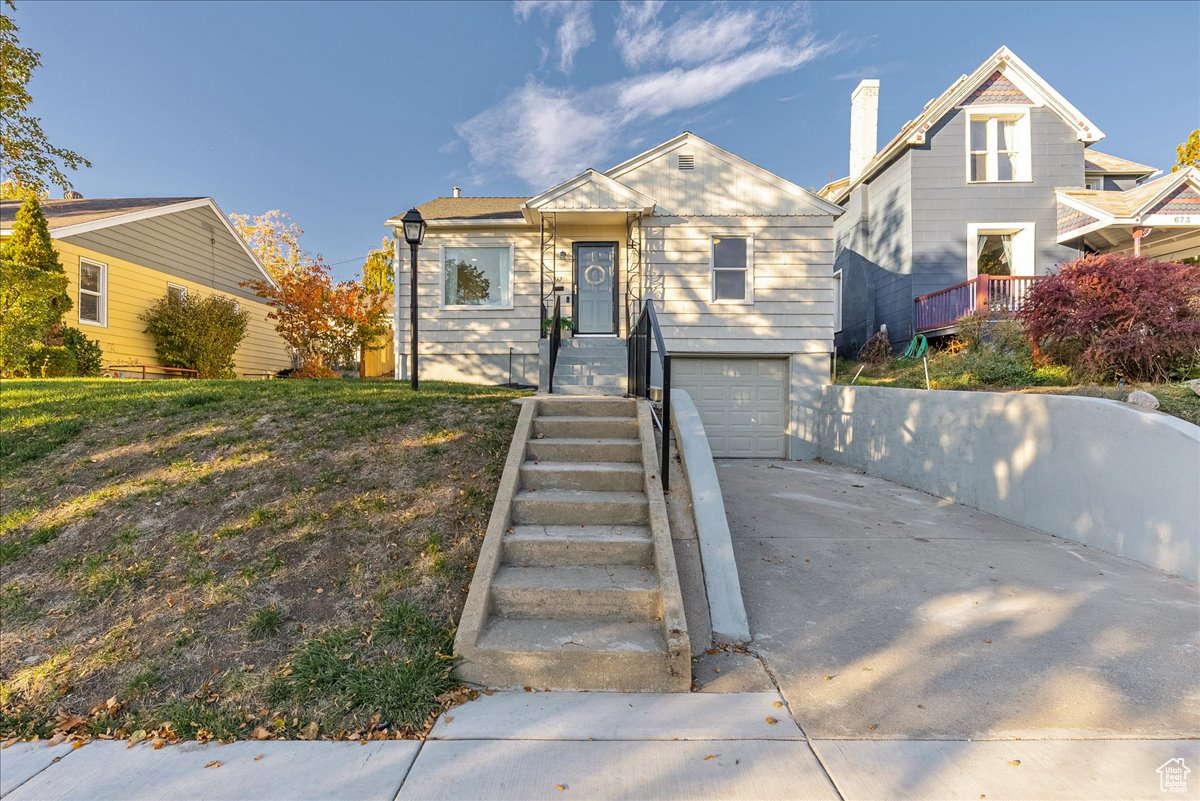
849,79,880,182
452,186,461,198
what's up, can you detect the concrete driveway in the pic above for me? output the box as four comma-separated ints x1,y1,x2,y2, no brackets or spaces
717,459,1200,741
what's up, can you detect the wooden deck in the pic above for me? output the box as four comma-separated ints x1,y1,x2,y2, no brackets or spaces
914,275,1045,334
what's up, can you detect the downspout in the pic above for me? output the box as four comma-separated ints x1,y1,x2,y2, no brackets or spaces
393,230,403,381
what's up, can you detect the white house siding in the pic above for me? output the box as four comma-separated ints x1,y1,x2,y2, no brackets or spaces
396,226,542,386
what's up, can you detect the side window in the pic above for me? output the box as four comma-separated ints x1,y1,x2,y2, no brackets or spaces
967,111,1030,182
79,258,107,326
833,270,843,332
711,236,752,303
167,283,188,303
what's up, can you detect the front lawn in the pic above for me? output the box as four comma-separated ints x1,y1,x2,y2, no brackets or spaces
0,379,525,743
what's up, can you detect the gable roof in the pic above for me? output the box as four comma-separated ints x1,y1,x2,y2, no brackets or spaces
1083,150,1158,176
828,46,1104,205
521,169,656,220
1055,167,1200,241
0,196,277,288
605,131,844,217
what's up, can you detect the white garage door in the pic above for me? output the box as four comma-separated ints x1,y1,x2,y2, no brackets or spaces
672,358,788,458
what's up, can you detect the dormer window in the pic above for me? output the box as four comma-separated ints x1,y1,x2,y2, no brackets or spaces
966,109,1030,183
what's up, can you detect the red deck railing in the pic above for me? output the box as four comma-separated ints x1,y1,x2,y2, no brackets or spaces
914,275,1045,333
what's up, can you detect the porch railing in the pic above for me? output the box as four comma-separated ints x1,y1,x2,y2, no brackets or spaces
547,294,563,394
627,299,671,491
914,274,1045,333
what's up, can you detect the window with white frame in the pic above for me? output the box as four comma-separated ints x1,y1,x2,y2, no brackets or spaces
441,246,512,308
967,223,1035,278
711,235,752,302
1085,175,1105,190
167,283,188,303
833,270,843,332
967,110,1030,183
79,258,107,325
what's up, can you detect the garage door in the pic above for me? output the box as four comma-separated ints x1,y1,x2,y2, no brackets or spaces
672,358,787,458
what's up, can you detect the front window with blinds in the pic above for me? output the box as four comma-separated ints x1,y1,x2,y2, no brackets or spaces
711,236,752,302
967,111,1029,182
79,258,106,325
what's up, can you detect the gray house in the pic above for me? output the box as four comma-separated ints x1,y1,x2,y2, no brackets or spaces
821,46,1196,355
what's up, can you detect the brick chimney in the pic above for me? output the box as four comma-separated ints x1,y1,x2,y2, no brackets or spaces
849,79,880,182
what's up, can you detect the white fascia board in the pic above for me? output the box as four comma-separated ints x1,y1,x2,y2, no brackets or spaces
523,169,656,212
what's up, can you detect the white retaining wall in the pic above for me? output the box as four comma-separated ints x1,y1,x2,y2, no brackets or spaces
812,385,1200,581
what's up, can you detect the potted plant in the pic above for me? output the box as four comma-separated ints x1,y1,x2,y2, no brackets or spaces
542,316,575,336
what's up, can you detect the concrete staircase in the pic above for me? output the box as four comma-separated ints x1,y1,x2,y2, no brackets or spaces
552,337,627,396
455,396,690,692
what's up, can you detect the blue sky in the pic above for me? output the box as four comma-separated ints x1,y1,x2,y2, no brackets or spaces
15,0,1199,280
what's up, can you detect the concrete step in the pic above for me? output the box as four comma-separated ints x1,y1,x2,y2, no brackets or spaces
460,617,679,691
503,525,653,566
512,489,648,526
561,337,625,349
490,565,660,618
533,416,639,440
553,384,627,397
526,438,641,463
520,460,644,492
536,398,636,417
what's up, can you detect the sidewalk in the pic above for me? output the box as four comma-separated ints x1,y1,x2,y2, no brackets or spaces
3,692,1197,800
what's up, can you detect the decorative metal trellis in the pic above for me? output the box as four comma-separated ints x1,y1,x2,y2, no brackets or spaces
624,212,643,337
539,212,557,338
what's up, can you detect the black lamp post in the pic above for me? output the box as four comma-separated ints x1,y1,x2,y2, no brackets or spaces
401,208,427,390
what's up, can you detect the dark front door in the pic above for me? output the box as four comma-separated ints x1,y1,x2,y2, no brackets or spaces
574,243,619,335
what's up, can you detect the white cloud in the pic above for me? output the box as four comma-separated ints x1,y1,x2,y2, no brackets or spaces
461,2,839,189
514,0,596,73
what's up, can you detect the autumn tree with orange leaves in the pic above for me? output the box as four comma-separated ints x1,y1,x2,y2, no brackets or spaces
243,259,389,378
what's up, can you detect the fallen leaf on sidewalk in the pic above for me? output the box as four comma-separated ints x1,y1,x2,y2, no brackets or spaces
555,784,567,791
72,741,85,750
255,754,265,762
205,760,222,769
442,715,454,724
703,754,719,761
772,701,783,708
867,724,878,731
765,717,778,725
2,738,17,750
1009,760,1021,766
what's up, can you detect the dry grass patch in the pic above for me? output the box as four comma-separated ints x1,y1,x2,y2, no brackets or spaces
1,378,525,741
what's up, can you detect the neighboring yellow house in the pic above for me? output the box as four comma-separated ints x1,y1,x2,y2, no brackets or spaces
0,196,293,375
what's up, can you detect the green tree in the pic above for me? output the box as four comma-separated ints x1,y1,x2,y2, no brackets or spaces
361,238,394,294
0,196,70,375
1174,129,1200,172
1,1,91,196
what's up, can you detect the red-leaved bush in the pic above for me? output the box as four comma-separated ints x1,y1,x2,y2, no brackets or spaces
1021,254,1200,382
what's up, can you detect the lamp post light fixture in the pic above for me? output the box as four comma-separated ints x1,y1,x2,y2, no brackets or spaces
400,208,427,390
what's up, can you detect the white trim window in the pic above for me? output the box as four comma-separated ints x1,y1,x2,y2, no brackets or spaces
966,108,1031,183
967,223,1036,278
711,234,753,303
78,258,107,326
167,283,188,303
833,269,843,332
1084,175,1105,191
440,245,513,309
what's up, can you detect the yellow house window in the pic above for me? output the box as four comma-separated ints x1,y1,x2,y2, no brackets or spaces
167,283,188,303
79,258,107,326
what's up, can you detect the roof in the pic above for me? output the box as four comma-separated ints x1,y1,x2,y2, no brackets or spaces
0,196,278,289
0,196,203,229
399,197,527,224
829,46,1104,205
522,169,657,220
1083,150,1157,176
1055,167,1200,241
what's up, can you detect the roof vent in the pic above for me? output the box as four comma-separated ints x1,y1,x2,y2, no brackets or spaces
677,154,695,171
452,186,462,198
63,190,83,199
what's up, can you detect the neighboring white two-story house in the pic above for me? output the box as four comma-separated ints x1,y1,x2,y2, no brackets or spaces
820,46,1200,355
385,132,843,458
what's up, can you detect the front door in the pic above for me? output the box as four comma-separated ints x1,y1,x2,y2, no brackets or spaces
574,243,618,335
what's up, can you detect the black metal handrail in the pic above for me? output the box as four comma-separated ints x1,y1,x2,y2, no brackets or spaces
548,294,563,394
627,299,671,490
